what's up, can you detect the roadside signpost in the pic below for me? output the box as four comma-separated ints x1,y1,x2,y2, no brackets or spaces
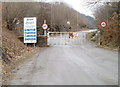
24,17,37,44
42,20,48,36
98,21,107,46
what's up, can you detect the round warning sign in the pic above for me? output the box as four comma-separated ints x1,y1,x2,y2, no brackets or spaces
101,21,107,27
42,24,48,29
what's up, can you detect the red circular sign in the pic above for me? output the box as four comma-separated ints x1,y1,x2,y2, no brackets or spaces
101,21,107,27
42,24,48,29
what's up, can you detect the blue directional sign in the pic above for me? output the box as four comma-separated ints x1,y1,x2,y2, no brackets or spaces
24,17,37,43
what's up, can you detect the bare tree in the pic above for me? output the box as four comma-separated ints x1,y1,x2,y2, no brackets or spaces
2,2,31,30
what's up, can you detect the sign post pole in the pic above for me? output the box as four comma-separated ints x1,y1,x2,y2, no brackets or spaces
97,31,101,46
33,43,35,47
42,20,48,36
99,21,107,46
44,30,47,36
44,20,47,36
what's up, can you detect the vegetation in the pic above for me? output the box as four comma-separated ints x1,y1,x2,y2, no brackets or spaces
88,2,119,49
2,2,95,34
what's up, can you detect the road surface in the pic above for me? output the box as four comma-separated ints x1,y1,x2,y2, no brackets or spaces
9,30,118,85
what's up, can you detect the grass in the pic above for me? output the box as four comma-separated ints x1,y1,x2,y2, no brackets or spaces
86,32,118,51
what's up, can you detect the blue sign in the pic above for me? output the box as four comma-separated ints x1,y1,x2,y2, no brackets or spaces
24,17,37,43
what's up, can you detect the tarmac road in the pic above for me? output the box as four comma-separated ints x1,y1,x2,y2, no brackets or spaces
10,30,118,85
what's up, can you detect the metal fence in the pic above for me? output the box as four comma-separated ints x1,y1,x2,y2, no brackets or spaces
47,31,86,46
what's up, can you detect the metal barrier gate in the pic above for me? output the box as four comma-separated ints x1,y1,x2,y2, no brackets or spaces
47,31,86,46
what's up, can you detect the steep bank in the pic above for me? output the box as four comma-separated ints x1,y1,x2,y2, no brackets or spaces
2,27,39,85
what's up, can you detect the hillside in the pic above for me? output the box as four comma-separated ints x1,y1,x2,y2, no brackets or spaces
86,16,96,29
2,26,39,85
2,2,95,35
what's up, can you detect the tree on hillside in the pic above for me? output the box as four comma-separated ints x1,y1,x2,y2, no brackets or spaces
50,2,94,32
2,2,95,34
93,2,119,47
2,2,31,30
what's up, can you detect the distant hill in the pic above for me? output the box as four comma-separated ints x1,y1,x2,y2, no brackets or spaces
86,16,96,29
